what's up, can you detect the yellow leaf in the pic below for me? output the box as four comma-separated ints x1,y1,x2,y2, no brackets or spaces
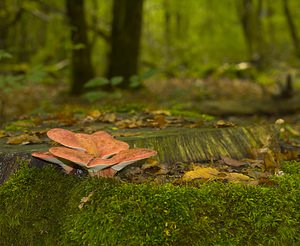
6,134,41,145
226,173,251,183
182,166,220,181
0,130,6,138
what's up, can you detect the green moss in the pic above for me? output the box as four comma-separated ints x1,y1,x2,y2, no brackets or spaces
0,164,80,245
1,162,300,245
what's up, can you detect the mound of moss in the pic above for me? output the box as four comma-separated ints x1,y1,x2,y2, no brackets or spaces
1,162,300,245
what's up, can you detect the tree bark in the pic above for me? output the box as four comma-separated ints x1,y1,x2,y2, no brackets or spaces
0,1,23,50
66,0,94,95
282,0,300,58
236,0,266,66
107,0,144,88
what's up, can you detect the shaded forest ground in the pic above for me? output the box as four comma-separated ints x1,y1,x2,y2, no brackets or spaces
2,76,300,126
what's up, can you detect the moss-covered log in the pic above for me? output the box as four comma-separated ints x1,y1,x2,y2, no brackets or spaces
0,124,277,184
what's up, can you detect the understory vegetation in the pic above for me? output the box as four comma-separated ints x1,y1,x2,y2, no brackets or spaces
1,161,300,245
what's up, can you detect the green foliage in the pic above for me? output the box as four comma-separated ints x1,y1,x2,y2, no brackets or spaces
111,76,124,86
85,77,116,88
129,69,158,88
0,50,13,61
1,161,300,245
83,69,157,102
0,66,48,94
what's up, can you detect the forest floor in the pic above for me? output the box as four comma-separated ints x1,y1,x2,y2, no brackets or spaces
2,76,300,124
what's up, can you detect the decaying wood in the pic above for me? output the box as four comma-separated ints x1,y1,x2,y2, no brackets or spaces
0,124,278,184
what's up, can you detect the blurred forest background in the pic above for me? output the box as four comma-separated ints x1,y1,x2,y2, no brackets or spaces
1,0,300,123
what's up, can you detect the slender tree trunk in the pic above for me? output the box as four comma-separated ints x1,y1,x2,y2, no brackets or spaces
237,0,254,59
0,1,23,51
107,0,144,88
266,0,276,45
282,0,300,58
66,0,94,95
236,0,266,66
163,0,171,66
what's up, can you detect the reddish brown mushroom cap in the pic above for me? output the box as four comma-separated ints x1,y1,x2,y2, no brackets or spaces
47,128,85,151
49,147,119,171
111,148,157,171
49,147,94,167
31,151,74,173
87,148,157,171
47,128,129,158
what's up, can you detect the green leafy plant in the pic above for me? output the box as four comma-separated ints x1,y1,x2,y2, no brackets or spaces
0,65,48,123
83,69,157,102
129,69,158,88
0,50,13,61
83,76,124,102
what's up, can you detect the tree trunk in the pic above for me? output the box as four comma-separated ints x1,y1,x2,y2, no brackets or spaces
0,1,23,51
282,0,300,58
236,0,266,67
66,0,94,95
107,0,144,88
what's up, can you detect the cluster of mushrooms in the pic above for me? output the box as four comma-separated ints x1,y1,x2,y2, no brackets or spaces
32,128,157,177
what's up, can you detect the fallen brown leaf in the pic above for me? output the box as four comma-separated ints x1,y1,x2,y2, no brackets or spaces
215,120,235,128
101,113,117,123
221,156,248,167
116,118,143,128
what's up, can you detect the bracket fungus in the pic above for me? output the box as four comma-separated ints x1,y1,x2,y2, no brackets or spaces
32,128,157,177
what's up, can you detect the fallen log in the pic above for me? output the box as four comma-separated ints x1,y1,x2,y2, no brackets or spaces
0,124,278,184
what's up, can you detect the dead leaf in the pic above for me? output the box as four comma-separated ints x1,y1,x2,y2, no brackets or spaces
101,113,117,123
225,173,251,183
152,115,168,128
149,110,171,116
116,118,143,128
78,191,94,209
88,109,102,119
221,156,248,167
7,134,41,145
0,130,6,138
182,166,220,181
215,120,235,128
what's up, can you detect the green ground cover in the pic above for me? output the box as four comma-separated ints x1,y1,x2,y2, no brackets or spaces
0,161,300,245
